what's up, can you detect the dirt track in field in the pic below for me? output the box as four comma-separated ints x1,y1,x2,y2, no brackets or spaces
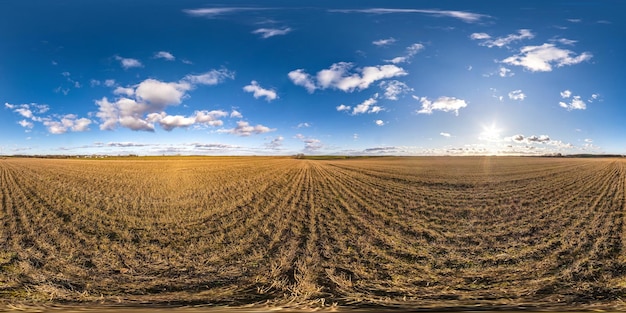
1,156,626,310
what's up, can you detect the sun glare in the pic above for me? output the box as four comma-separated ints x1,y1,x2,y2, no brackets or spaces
480,123,501,142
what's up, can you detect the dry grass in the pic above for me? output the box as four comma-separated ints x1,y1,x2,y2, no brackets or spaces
1,156,626,310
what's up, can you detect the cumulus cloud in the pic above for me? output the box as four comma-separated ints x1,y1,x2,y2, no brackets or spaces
470,33,491,40
375,119,385,126
336,104,351,112
297,122,311,128
230,110,243,118
351,94,382,115
252,27,291,38
265,136,284,149
135,79,191,108
243,80,278,101
158,114,197,131
414,96,468,116
218,121,275,136
331,8,489,23
294,134,323,152
5,103,90,134
194,110,228,126
113,86,135,97
96,70,233,131
14,107,33,119
154,51,175,61
560,90,572,98
18,120,34,129
379,80,412,100
440,132,451,137
373,37,396,46
104,79,116,87
386,43,424,64
115,55,143,69
508,90,526,101
290,62,407,93
287,69,317,93
499,66,514,77
559,95,586,110
501,43,592,72
43,115,92,134
470,29,534,48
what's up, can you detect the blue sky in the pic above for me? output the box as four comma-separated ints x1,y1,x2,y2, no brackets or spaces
1,0,624,155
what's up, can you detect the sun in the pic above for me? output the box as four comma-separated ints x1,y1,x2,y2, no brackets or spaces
480,123,501,142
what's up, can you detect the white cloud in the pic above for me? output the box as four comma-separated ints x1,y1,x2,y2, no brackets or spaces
336,104,351,112
252,27,291,38
560,95,586,111
375,120,385,126
351,95,381,115
508,90,526,101
14,107,33,119
115,56,143,69
552,38,577,46
385,43,424,64
18,119,34,129
297,122,310,128
243,81,278,101
471,29,534,48
294,134,323,152
265,136,284,149
230,110,243,118
43,115,92,134
501,43,592,72
560,90,572,98
135,79,191,108
440,132,451,137
373,37,396,46
104,79,116,87
113,86,135,97
194,110,228,126
154,51,175,61
118,115,155,131
499,66,514,77
218,121,275,136
157,115,196,131
379,80,412,100
331,8,489,23
184,69,235,85
141,110,228,132
183,7,266,18
414,96,468,116
567,18,582,23
294,62,407,93
288,69,316,93
470,33,491,40
584,138,593,143
96,70,232,131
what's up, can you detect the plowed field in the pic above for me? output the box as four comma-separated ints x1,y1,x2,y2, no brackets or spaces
1,156,625,310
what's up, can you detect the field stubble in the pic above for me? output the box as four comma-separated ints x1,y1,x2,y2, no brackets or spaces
1,156,626,310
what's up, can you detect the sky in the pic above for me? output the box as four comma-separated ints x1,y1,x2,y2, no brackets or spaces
1,0,624,156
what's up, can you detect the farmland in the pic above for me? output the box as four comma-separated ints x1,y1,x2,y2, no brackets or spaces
1,156,626,310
